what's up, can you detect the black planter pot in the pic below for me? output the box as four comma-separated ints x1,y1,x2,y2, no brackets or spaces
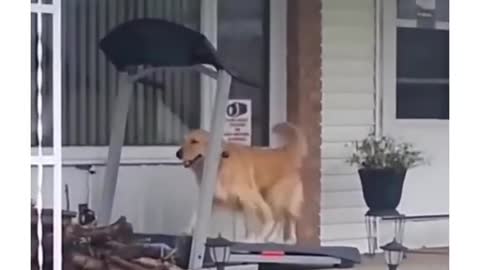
358,168,407,211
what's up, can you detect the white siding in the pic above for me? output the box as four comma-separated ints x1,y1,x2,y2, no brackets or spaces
320,0,449,252
320,0,375,251
31,165,243,239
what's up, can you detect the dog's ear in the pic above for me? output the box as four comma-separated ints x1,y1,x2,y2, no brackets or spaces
221,150,230,158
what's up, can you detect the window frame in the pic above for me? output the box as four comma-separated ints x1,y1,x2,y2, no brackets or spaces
380,0,449,130
31,0,287,165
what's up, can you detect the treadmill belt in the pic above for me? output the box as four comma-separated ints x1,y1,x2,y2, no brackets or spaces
230,242,361,264
258,264,353,270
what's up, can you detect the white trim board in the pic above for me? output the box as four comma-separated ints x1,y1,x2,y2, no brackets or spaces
268,0,288,147
31,3,56,14
31,146,180,165
397,18,449,30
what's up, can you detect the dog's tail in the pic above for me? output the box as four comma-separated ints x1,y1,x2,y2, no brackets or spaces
272,122,308,165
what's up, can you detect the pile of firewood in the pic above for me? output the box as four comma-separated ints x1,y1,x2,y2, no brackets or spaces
31,216,184,270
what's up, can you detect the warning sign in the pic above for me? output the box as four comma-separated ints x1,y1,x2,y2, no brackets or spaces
224,99,252,146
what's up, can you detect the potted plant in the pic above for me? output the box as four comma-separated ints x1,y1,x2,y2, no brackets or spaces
346,133,425,211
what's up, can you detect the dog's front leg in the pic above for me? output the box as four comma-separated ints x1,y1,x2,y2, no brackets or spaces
242,213,259,243
256,200,275,242
237,199,261,243
238,192,275,243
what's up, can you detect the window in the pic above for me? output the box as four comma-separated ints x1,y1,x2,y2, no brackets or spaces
218,0,270,145
31,0,201,148
31,0,271,157
395,0,449,120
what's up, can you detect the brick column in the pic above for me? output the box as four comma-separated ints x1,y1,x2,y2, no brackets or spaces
286,0,322,244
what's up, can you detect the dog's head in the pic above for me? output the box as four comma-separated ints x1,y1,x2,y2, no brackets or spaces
176,129,229,168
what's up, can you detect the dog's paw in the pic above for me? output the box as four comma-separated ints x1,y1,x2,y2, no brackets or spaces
284,237,297,245
242,235,259,243
265,236,283,244
265,229,284,243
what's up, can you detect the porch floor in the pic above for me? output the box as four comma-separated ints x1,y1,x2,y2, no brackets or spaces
353,248,449,270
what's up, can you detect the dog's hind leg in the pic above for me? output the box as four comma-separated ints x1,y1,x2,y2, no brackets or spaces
264,195,287,243
284,179,303,244
283,215,297,244
263,174,303,244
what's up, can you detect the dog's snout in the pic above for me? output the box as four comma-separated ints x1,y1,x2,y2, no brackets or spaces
176,148,183,159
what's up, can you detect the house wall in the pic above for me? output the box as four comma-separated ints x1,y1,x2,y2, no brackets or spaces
320,0,376,250
320,0,448,252
32,166,192,234
31,165,248,238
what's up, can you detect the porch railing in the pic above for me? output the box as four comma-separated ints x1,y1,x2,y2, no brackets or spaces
31,1,63,270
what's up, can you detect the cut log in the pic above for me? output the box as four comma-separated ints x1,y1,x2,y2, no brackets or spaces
107,255,150,270
105,240,173,260
67,216,134,244
134,257,163,268
71,252,106,270
30,216,184,270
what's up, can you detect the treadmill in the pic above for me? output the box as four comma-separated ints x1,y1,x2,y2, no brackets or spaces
134,233,360,269
98,18,361,270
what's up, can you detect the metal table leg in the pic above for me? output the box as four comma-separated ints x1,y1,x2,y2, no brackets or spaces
394,218,405,243
365,215,379,256
394,218,407,258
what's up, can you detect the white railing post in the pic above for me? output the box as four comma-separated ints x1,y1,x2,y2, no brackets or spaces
31,1,63,270
52,1,63,270
35,9,44,270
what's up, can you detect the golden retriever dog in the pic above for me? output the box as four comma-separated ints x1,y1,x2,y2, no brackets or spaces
176,122,306,243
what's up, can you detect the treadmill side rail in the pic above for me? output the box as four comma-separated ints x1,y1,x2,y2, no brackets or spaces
202,265,259,270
